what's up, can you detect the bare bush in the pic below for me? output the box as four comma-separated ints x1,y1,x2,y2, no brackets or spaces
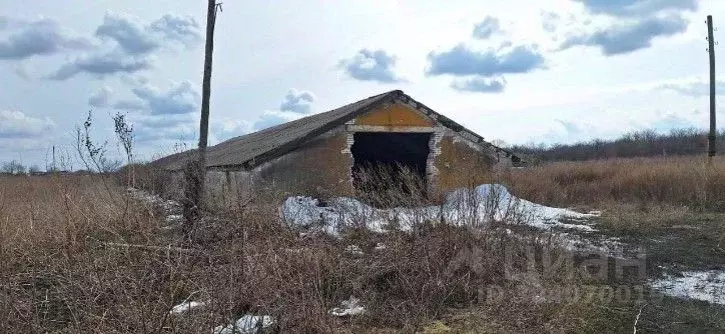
353,163,429,208
0,172,585,333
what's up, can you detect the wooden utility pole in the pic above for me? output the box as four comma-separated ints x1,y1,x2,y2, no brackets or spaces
707,15,717,163
198,0,220,178
185,0,221,235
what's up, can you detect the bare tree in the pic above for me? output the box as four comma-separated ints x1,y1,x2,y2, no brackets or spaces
75,110,121,174
28,165,42,175
113,112,135,187
1,160,26,175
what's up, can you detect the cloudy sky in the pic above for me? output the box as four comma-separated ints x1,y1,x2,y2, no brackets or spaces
1,0,723,168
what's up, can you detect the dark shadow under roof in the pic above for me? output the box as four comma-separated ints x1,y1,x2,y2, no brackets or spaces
153,90,517,171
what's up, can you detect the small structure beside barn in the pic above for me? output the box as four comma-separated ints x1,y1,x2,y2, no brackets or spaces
153,90,521,205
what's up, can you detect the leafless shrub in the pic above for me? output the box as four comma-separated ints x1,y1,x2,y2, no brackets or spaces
75,110,115,174
1,169,587,333
353,163,429,208
113,112,135,188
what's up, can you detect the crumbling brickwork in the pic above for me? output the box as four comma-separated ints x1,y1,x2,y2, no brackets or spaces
432,133,496,198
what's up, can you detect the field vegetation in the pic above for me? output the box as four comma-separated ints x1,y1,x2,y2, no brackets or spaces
1,154,724,332
1,122,725,332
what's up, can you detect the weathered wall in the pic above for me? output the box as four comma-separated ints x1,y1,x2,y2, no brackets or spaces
204,170,255,210
157,168,255,211
432,131,498,198
160,101,512,206
160,127,354,210
356,102,434,127
253,127,354,198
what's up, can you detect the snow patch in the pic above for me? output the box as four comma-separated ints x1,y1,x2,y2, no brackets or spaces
166,214,183,224
169,301,205,315
330,296,366,317
282,184,599,237
128,188,183,227
212,315,275,334
345,245,364,256
649,270,725,305
279,184,630,257
128,188,181,214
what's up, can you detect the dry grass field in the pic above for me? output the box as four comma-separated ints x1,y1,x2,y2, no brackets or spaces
1,156,724,333
500,156,725,274
500,156,725,212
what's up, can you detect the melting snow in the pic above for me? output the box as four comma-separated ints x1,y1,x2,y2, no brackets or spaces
169,301,205,315
128,188,183,227
212,315,275,334
345,245,364,256
282,184,599,236
279,184,635,257
128,188,182,214
330,296,366,317
649,271,725,305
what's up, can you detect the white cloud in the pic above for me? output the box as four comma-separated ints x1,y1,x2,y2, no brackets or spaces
572,0,698,17
211,119,253,144
338,49,404,83
106,81,200,143
0,110,55,139
88,86,113,107
47,11,201,80
1,0,723,164
253,110,306,131
95,11,201,55
659,78,725,97
48,49,154,80
119,80,200,115
253,89,317,131
451,77,506,93
472,16,502,39
558,15,688,56
280,88,315,114
0,16,92,60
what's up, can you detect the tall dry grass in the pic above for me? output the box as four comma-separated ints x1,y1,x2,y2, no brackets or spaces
0,172,585,333
500,156,725,211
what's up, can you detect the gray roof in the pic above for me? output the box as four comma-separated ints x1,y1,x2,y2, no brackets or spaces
154,90,517,171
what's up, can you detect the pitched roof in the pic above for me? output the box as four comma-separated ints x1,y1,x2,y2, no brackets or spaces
154,90,516,171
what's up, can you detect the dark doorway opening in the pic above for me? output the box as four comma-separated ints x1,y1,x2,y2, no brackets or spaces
351,132,431,207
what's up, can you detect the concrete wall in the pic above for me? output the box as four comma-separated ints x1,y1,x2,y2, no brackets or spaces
159,127,354,209
254,127,355,198
204,170,255,210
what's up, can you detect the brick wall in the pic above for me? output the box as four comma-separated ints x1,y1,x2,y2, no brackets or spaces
432,132,497,198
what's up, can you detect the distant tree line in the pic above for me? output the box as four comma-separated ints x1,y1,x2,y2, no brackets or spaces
0,161,43,175
510,128,725,162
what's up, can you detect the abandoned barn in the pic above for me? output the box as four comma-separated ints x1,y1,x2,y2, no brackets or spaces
153,90,521,205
